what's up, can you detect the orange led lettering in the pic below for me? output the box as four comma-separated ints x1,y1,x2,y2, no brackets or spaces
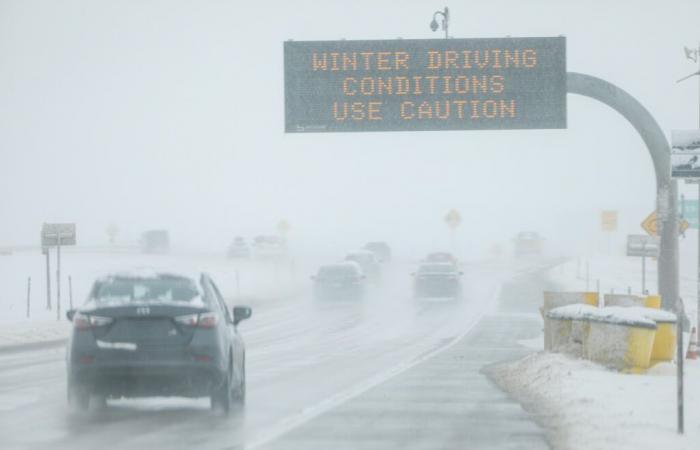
427,51,441,69
312,53,328,71
523,49,537,68
368,101,382,120
342,52,357,71
395,52,410,70
400,101,415,119
418,102,433,119
343,77,357,96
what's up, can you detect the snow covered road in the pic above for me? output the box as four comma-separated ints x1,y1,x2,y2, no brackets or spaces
0,253,555,450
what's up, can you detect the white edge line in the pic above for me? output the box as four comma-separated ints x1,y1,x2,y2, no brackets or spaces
243,283,503,450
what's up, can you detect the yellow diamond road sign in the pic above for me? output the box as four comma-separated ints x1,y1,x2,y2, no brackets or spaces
601,210,618,232
445,209,461,230
641,211,688,236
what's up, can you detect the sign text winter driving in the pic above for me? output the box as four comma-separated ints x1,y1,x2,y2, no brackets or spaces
284,37,566,133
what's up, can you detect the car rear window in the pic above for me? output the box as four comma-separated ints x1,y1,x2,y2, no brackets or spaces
318,265,357,278
419,264,454,273
92,277,202,304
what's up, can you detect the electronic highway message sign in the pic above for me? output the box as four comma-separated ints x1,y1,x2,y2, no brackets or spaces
284,37,566,133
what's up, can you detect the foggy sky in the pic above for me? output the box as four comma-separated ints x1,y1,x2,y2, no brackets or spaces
1,0,700,259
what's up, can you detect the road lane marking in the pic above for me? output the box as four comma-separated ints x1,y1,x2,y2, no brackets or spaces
241,283,503,450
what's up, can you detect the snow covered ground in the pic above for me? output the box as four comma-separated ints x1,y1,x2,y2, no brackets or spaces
0,248,309,349
488,240,700,450
490,350,699,450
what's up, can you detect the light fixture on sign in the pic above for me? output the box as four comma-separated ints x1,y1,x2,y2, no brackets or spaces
430,7,449,39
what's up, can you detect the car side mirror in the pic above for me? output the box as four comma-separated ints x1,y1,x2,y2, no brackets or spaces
66,309,76,322
233,306,252,325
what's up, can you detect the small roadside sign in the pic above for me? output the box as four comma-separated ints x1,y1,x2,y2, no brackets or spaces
626,234,659,257
601,210,618,232
641,212,688,236
671,130,700,179
681,198,699,229
41,223,76,247
444,209,461,229
276,219,291,235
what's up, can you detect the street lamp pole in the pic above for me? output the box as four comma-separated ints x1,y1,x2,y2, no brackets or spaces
430,7,450,39
678,43,700,336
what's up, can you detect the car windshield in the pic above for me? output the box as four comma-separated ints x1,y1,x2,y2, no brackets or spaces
93,277,201,303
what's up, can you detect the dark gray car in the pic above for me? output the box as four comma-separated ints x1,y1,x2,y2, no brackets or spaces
65,271,251,414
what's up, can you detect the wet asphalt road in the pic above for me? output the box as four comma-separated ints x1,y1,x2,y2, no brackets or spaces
0,259,556,450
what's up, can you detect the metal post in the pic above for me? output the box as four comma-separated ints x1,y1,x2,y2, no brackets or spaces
68,275,73,309
642,254,646,294
697,182,700,334
45,248,51,310
677,298,685,434
577,257,581,279
26,277,31,318
586,261,590,291
443,7,449,39
56,235,61,321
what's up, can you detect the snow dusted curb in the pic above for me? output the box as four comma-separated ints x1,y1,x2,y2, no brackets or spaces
486,351,700,450
0,321,70,353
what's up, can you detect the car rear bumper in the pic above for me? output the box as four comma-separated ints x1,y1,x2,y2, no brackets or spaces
414,283,460,297
69,360,225,398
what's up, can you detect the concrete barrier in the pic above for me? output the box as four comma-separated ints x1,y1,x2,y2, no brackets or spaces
644,295,661,309
604,294,645,308
585,319,656,372
542,292,599,351
546,304,661,372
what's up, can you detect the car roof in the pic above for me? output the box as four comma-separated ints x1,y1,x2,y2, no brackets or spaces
418,262,458,271
346,249,375,257
94,268,201,284
319,261,362,271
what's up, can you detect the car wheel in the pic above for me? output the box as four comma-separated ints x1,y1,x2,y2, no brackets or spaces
67,379,90,412
210,359,233,414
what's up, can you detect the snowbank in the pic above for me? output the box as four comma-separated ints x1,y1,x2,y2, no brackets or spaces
488,351,700,450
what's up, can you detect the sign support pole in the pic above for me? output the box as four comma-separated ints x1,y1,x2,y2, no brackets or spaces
45,248,51,310
56,234,61,321
677,298,685,434
642,253,646,294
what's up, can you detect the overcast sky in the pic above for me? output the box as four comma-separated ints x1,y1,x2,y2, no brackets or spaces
1,0,700,258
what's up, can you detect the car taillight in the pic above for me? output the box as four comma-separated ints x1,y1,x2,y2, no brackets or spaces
73,313,113,330
174,313,199,327
197,312,218,328
174,312,218,329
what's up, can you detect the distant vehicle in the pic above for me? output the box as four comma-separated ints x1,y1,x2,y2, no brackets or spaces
412,262,463,299
312,262,367,300
514,232,542,256
65,271,252,414
345,250,381,281
227,237,251,259
252,235,286,259
140,230,170,254
363,241,392,262
424,252,458,266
